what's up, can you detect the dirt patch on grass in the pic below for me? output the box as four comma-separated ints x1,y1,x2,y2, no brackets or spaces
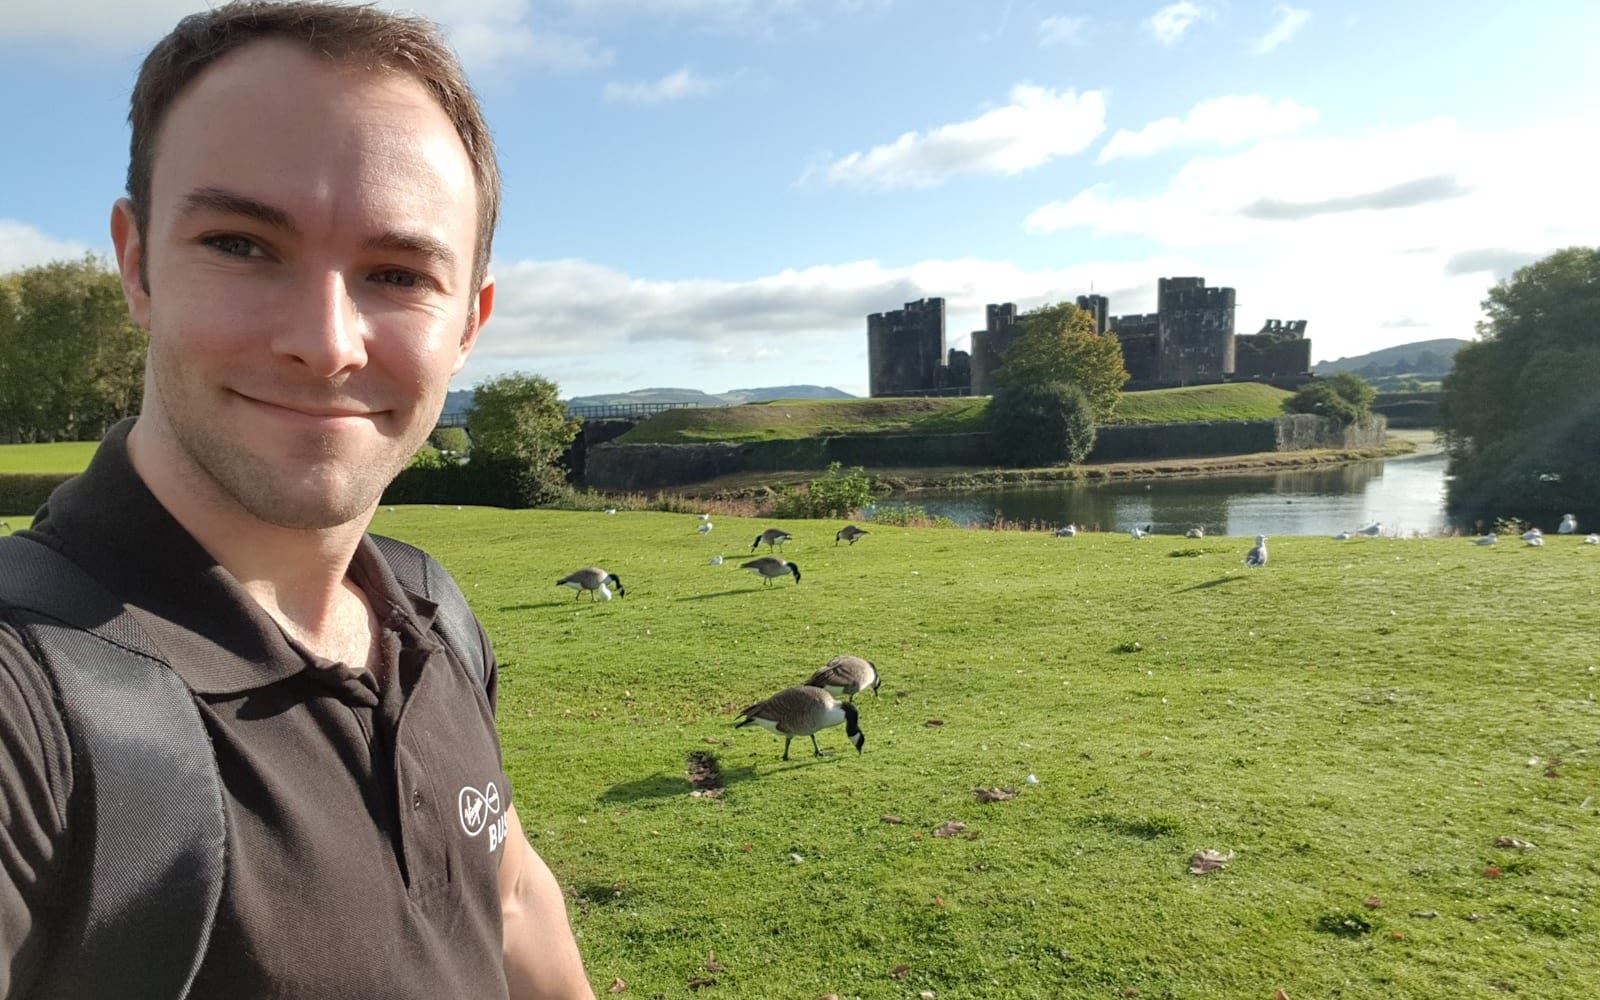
687,751,725,798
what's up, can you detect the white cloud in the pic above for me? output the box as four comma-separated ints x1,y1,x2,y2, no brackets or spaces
603,67,719,104
1144,2,1212,46
1026,113,1600,361
1253,4,1310,55
809,85,1106,190
1038,14,1089,47
1098,96,1319,163
0,221,94,273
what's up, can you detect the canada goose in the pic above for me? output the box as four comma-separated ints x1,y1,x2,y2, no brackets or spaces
1558,514,1578,534
805,655,881,702
740,557,801,585
835,525,868,546
1184,526,1204,539
752,528,793,551
735,686,864,760
556,567,625,601
1244,535,1268,567
1054,524,1077,537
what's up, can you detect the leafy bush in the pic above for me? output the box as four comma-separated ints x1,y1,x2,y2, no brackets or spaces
1285,372,1376,426
429,426,470,457
867,504,955,528
768,463,875,518
987,381,1097,467
0,473,72,514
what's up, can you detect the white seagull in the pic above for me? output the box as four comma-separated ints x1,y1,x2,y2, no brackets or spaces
1129,525,1150,540
697,522,713,534
1584,534,1599,545
1558,514,1578,535
1522,528,1543,543
1055,524,1077,537
1333,531,1351,541
1474,534,1497,546
1244,535,1268,568
1184,526,1205,539
1358,522,1383,537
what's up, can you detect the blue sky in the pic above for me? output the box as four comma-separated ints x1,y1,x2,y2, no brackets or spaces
4,1,1598,398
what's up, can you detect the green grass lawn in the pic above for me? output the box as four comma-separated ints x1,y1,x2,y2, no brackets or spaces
1110,383,1294,425
0,441,98,474
372,507,1600,999
617,397,992,443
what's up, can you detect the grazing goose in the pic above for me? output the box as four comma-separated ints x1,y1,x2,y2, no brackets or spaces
1474,534,1497,546
1244,535,1268,568
835,525,868,546
1558,514,1578,535
1184,526,1205,539
1054,524,1077,537
735,686,864,760
740,557,801,586
556,567,625,601
805,655,881,702
752,528,793,551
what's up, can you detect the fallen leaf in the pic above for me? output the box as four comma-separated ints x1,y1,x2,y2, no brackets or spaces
1187,849,1235,875
1274,991,1290,1000
1121,990,1141,998
705,952,725,973
1493,837,1537,850
741,843,752,853
1363,897,1383,909
932,821,968,838
688,975,717,990
965,830,982,841
1410,910,1439,919
973,786,1018,803
920,992,936,1000
818,995,840,1000
1391,931,1405,940
881,815,905,825
1138,750,1153,759
890,964,911,980
932,897,944,907
925,719,945,727
1484,865,1502,879
607,977,627,994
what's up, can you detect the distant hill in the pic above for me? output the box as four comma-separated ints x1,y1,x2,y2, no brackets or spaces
1314,339,1471,377
719,385,857,405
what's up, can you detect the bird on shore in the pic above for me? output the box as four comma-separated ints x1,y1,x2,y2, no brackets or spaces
1129,524,1151,540
1559,514,1578,534
699,513,711,521
735,686,864,760
1474,534,1497,546
1055,524,1077,537
805,655,881,702
835,525,868,546
1585,534,1599,545
1334,531,1351,541
556,567,625,601
697,521,713,534
1245,535,1268,568
1184,526,1205,539
752,528,793,551
1358,522,1383,536
1526,534,1545,547
741,556,801,586
1522,528,1543,544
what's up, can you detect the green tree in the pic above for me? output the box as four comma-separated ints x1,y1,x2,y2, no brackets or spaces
466,373,580,503
1440,246,1600,528
1285,371,1375,426
986,380,1098,467
995,301,1129,421
429,425,471,458
0,256,147,442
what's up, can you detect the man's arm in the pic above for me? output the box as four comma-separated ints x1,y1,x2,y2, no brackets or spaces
500,804,596,999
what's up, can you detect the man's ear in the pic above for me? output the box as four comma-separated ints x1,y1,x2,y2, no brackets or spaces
109,199,151,330
454,274,494,375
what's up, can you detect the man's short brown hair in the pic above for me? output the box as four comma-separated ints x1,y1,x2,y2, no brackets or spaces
127,0,500,290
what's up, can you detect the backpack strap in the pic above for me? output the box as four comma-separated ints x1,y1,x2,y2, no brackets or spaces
368,533,487,688
0,535,225,1000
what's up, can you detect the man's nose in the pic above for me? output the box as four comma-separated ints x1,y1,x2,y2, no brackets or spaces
274,271,368,376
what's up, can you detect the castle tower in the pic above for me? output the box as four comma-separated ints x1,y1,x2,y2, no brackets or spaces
1156,277,1235,384
969,303,1025,396
867,298,947,397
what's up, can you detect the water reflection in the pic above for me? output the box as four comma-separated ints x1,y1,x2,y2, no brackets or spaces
875,450,1452,538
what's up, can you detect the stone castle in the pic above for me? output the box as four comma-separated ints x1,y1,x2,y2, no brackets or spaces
866,277,1312,397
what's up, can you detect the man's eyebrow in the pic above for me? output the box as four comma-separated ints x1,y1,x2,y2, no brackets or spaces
178,187,296,231
364,231,460,275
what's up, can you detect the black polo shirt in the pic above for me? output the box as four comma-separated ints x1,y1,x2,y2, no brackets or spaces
0,422,514,998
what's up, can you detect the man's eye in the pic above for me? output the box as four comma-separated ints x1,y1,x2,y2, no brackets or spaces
374,270,424,289
202,235,260,257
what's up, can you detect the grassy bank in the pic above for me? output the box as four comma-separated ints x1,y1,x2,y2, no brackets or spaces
0,441,98,474
616,384,1295,445
375,507,1600,999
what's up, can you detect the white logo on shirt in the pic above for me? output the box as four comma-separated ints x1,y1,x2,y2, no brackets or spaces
458,781,502,836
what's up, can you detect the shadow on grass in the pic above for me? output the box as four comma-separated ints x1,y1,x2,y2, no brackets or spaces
1175,575,1245,593
675,588,762,601
597,760,761,804
499,600,609,611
